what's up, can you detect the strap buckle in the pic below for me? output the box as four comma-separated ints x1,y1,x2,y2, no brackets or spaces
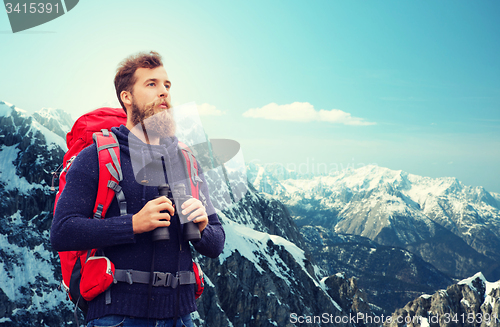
125,270,133,285
153,272,172,287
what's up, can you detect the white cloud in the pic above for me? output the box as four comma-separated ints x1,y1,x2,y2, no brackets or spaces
242,102,376,126
197,103,224,116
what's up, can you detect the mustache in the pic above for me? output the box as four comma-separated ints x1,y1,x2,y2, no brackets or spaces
145,98,170,111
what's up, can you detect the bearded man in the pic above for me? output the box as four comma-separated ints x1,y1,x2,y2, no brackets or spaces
51,51,225,327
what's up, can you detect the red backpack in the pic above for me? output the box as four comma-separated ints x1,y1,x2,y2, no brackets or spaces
53,107,205,313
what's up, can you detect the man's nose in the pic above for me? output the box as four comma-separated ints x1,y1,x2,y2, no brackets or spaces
159,85,169,97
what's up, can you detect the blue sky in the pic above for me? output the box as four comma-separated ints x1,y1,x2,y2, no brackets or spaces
1,0,499,192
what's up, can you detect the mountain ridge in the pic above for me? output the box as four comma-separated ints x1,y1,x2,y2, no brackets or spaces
247,161,500,280
385,272,500,327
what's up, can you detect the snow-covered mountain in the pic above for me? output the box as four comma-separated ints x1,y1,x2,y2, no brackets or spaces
248,162,500,281
0,101,72,325
385,272,500,327
301,225,453,315
0,102,375,326
31,107,74,140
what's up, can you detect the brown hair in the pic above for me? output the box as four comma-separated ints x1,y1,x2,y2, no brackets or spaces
114,51,163,113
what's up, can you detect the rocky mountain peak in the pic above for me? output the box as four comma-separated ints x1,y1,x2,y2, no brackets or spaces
385,272,500,327
32,107,74,139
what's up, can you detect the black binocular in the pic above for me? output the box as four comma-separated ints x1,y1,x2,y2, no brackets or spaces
152,183,201,242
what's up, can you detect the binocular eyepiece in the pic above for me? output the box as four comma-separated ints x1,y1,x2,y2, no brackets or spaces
151,183,202,242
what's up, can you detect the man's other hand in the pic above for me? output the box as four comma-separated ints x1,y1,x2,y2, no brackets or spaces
181,198,209,233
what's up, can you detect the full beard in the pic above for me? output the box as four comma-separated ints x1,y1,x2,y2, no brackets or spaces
131,98,176,139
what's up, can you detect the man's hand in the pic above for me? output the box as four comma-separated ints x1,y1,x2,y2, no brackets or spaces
181,198,209,233
132,196,175,234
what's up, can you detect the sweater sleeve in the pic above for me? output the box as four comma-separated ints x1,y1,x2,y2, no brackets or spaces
191,163,225,258
50,145,135,252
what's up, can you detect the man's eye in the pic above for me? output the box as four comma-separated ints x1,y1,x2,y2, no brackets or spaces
164,84,170,89
148,82,155,87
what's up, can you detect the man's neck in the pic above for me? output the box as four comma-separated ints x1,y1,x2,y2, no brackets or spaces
126,119,161,145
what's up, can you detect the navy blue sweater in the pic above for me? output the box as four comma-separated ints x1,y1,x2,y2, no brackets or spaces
51,125,225,321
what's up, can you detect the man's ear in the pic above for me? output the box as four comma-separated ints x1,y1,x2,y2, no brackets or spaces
121,90,133,107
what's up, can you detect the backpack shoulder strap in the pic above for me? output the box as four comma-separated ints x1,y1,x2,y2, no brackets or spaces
178,141,205,204
92,129,127,219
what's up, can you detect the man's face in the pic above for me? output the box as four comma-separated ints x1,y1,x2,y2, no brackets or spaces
129,66,175,138
130,65,172,112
